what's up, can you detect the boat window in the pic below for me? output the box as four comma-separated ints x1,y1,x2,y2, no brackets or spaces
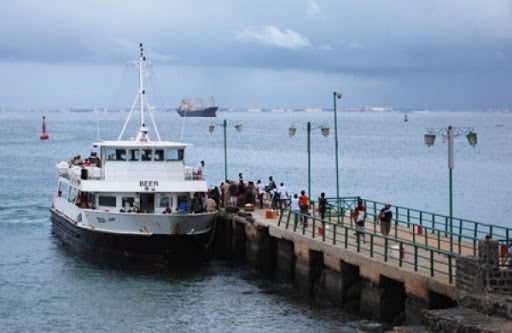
177,195,189,212
154,149,164,161
68,187,78,203
105,148,127,161
166,148,184,161
58,182,70,200
98,195,116,207
115,149,127,161
129,149,140,161
157,195,172,208
141,149,152,161
105,148,116,161
122,197,135,211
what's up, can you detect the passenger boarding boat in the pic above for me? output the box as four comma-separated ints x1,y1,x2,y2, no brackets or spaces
50,43,217,261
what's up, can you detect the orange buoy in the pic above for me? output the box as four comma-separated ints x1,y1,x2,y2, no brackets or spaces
40,115,49,140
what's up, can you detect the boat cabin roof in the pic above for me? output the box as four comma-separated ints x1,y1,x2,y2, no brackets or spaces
93,140,191,149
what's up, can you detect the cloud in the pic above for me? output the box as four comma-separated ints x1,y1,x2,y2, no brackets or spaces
236,25,312,49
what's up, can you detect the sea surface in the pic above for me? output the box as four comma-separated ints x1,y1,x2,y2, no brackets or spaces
0,109,510,332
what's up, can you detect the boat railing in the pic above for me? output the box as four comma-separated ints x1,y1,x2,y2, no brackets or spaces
184,166,204,180
57,163,102,181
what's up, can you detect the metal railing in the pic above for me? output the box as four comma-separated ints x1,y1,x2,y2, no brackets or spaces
272,196,512,284
305,197,512,257
277,207,456,284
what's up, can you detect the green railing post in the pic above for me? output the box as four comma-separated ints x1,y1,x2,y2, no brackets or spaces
384,238,389,262
414,247,418,271
370,234,374,257
430,250,435,277
449,256,453,284
458,220,462,255
473,224,478,256
399,242,403,267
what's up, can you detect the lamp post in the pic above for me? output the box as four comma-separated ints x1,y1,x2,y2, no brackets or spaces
333,91,342,206
424,125,477,252
209,120,242,181
289,122,329,200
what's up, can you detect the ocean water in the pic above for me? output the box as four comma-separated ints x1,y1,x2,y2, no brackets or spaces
0,109,510,332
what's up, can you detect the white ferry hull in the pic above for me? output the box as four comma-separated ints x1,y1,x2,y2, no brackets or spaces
50,207,216,261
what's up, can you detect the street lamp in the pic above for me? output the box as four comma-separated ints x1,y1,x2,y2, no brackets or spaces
424,125,477,252
289,121,329,200
209,119,242,181
333,91,342,208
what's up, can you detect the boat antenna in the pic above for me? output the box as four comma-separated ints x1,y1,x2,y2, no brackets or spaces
139,43,145,128
117,43,161,141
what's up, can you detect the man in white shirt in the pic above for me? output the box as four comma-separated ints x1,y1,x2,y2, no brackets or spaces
277,182,288,213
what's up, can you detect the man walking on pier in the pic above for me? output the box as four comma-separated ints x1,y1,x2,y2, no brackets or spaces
379,203,393,236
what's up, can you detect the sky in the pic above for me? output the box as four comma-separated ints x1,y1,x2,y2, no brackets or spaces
0,0,511,110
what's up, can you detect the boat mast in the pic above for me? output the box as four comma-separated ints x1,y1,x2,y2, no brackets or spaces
139,43,145,128
117,43,161,142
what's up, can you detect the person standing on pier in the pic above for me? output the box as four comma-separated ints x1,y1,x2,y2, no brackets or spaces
318,192,327,220
378,203,393,236
256,179,265,209
266,176,276,192
291,193,300,226
229,181,238,206
299,190,309,227
355,199,366,243
277,182,288,213
222,181,230,208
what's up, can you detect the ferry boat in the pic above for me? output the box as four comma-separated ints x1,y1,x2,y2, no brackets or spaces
176,97,217,117
50,43,217,261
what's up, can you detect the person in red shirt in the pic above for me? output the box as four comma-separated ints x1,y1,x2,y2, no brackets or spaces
299,190,309,227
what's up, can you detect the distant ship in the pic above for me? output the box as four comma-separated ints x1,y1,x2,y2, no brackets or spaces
176,97,217,117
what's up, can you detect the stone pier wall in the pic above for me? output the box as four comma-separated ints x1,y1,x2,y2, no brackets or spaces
213,214,512,331
456,238,512,295
213,214,449,326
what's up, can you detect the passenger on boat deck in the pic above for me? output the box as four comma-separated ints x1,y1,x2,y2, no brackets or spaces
195,160,205,175
179,201,188,212
71,155,82,166
130,204,139,213
162,206,172,214
80,199,89,209
88,152,101,167
206,196,216,212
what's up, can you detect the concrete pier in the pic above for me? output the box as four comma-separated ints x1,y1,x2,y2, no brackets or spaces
213,208,512,331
